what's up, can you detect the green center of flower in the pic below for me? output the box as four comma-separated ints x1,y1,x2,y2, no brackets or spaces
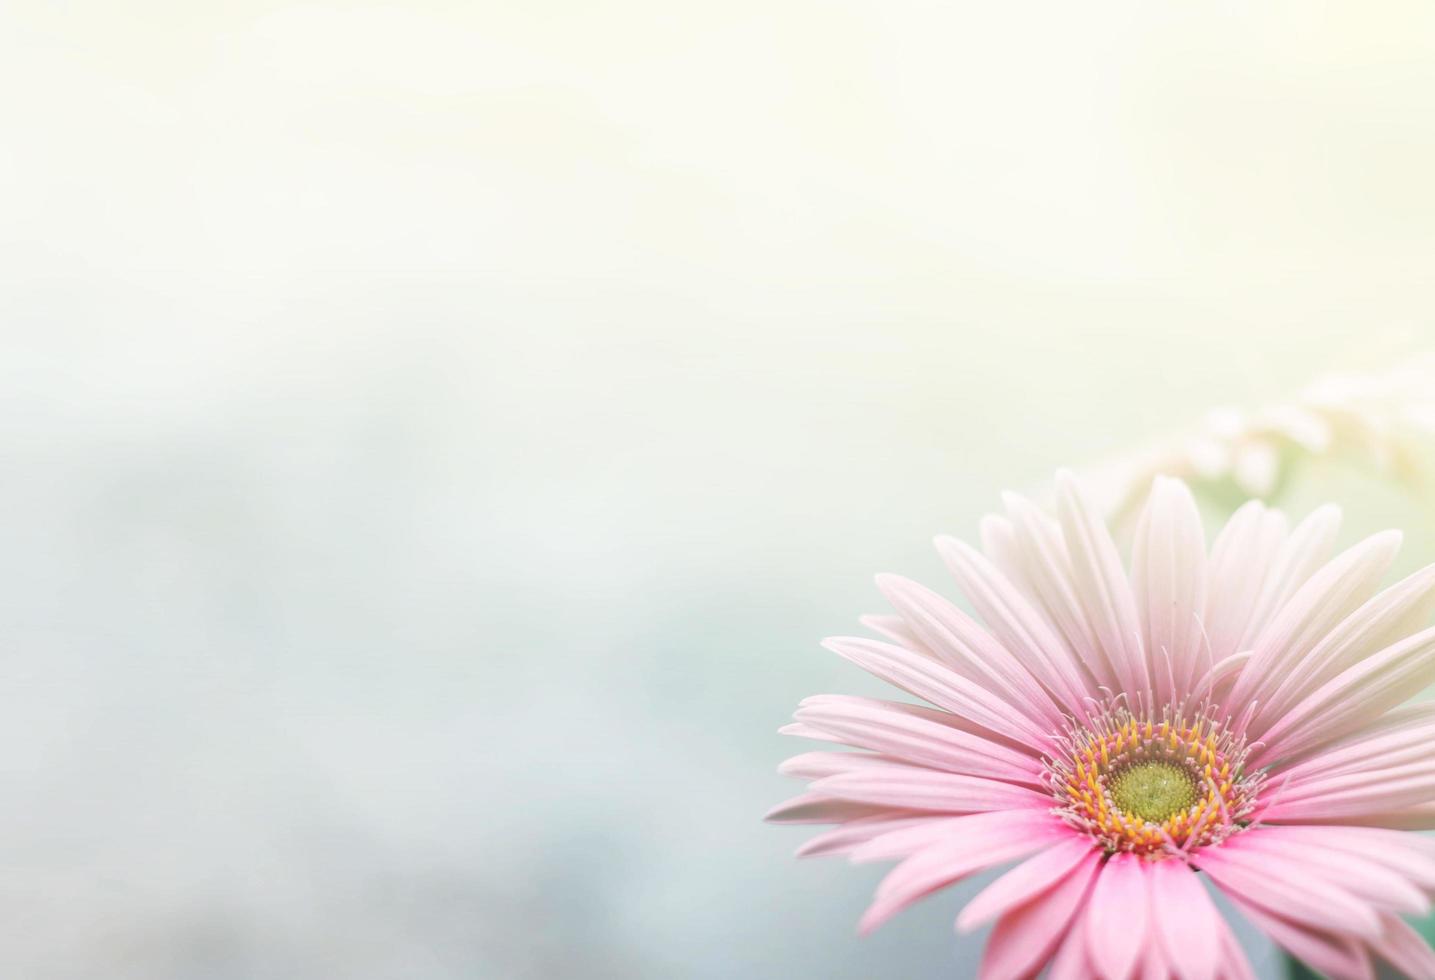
1108,760,1198,823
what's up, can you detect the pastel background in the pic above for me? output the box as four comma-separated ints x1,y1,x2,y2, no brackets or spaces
5,2,1435,977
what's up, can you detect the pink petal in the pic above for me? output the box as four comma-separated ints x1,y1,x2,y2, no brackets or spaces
792,696,1045,784
1203,501,1288,663
1196,838,1382,938
850,807,1063,864
1148,858,1221,980
793,813,932,858
1188,651,1250,704
1221,830,1429,916
874,573,1066,732
1138,938,1171,980
1252,562,1435,731
1048,906,1096,980
778,751,919,780
1233,530,1401,737
855,811,1066,934
1274,803,1435,830
1215,912,1256,980
1235,824,1435,889
1254,622,1435,764
763,792,900,824
1130,476,1208,706
796,692,1032,754
1001,491,1121,692
776,721,829,740
1262,758,1435,819
1224,892,1373,980
858,613,936,656
1257,771,1435,824
934,533,1095,718
978,513,1037,595
821,636,1055,752
1054,471,1151,702
978,849,1102,980
1229,503,1340,653
1085,852,1150,980
811,768,1049,814
957,835,1096,932
1272,702,1435,787
1371,913,1435,980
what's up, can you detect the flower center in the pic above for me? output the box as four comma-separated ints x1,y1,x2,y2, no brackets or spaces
1046,706,1263,859
1108,760,1198,822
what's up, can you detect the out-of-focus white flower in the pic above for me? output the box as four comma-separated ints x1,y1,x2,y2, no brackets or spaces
1088,355,1435,530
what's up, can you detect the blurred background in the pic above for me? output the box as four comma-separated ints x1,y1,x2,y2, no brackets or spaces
5,2,1435,977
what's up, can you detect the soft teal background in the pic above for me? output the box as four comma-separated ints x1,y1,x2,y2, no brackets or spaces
6,2,1435,977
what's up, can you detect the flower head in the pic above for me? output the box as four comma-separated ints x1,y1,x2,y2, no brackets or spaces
768,472,1435,979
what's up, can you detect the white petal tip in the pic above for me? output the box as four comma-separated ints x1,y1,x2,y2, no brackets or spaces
873,572,906,593
1000,491,1030,512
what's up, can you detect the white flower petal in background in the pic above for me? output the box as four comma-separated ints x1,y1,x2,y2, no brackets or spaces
1090,355,1435,531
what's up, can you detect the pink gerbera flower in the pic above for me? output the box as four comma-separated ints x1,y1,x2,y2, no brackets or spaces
768,472,1435,980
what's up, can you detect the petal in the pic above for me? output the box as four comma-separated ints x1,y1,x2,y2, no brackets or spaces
796,692,1029,753
1251,562,1435,730
858,613,931,653
777,721,830,740
822,636,1055,752
1215,912,1256,980
1257,769,1435,822
1268,802,1435,830
1233,530,1402,735
1085,852,1150,980
1370,913,1435,980
1148,859,1221,980
811,768,1049,814
1188,651,1250,704
1048,905,1096,980
1220,831,1428,916
1231,503,1341,651
1254,623,1435,765
935,533,1095,718
874,573,1066,732
778,750,920,780
1236,824,1435,889
1264,756,1435,814
793,813,932,858
979,513,1038,596
763,792,898,824
1196,837,1382,938
1130,476,1208,706
851,808,1064,864
1138,939,1171,980
1223,893,1373,980
855,811,1067,934
938,537,1098,717
957,835,1097,932
1055,471,1151,701
792,696,1046,784
978,849,1103,980
1272,702,1435,787
1002,491,1121,692
1203,501,1288,663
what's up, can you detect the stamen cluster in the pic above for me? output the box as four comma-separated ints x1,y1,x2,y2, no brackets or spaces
1046,706,1263,858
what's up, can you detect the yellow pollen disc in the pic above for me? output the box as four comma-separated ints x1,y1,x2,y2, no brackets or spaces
1108,761,1198,823
1047,706,1264,859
